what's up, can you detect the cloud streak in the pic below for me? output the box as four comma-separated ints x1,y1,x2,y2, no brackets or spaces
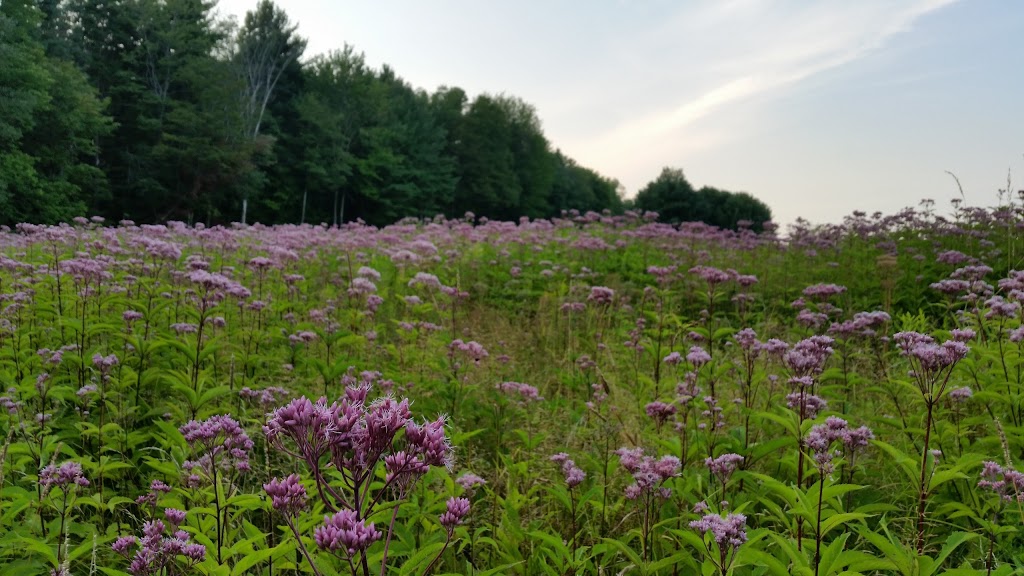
594,0,959,152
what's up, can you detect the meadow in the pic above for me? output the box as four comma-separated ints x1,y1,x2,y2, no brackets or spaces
2,201,1024,575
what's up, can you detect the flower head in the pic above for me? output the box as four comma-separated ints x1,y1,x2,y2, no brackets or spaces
690,512,748,549
314,509,381,555
616,447,679,499
179,414,253,479
456,473,487,493
550,453,586,488
705,453,744,485
39,461,89,491
587,286,615,305
439,497,471,532
264,474,307,516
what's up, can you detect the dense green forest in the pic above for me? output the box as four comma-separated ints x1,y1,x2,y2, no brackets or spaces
0,0,772,228
633,168,773,231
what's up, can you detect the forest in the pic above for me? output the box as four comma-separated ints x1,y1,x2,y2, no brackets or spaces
0,0,772,229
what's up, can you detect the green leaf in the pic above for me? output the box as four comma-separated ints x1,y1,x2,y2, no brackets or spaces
820,513,871,537
16,536,57,567
856,525,913,576
196,385,231,409
732,547,792,576
528,529,570,560
398,541,447,576
647,550,698,573
712,327,737,341
476,561,525,575
230,541,293,576
98,569,134,576
871,439,920,487
599,536,644,569
922,532,976,576
928,469,968,492
755,411,800,438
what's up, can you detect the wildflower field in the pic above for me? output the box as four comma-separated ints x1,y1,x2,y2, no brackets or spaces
3,204,1024,576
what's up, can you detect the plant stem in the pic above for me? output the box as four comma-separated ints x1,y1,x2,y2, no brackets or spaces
421,533,453,576
287,515,323,576
212,467,223,564
569,488,578,566
814,479,825,576
379,504,402,576
916,400,934,554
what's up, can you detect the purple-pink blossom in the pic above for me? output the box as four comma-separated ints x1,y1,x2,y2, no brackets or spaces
314,509,381,555
456,473,487,492
705,453,744,485
616,447,680,500
497,381,543,402
39,461,89,490
179,414,254,479
550,453,587,488
439,497,471,532
587,286,615,305
264,474,307,516
645,401,677,425
687,346,711,368
805,417,874,476
690,512,747,547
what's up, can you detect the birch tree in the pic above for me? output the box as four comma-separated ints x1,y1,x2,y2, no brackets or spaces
235,0,306,140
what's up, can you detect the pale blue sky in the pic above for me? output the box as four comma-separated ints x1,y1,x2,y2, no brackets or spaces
218,0,1024,226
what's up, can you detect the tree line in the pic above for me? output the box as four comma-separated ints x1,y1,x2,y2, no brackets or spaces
632,168,773,231
0,0,771,229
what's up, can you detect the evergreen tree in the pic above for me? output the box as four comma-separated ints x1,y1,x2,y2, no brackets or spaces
0,1,112,225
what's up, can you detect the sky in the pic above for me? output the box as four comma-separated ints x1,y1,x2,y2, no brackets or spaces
216,0,1024,227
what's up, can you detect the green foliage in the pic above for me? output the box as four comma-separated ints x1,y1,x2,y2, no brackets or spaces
634,167,773,230
1,0,626,226
0,207,1020,573
0,2,112,225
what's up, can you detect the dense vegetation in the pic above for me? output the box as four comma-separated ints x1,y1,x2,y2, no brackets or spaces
0,0,626,227
2,196,1024,574
0,0,773,230
634,168,773,232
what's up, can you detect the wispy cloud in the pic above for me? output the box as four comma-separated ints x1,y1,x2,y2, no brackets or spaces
595,0,958,148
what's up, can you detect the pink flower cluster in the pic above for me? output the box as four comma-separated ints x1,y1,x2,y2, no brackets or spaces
705,453,744,485
587,286,615,305
439,497,471,533
239,386,290,407
314,509,381,556
690,512,747,548
686,346,711,368
179,414,254,484
263,387,453,510
786,392,828,419
689,266,733,286
645,401,677,425
263,474,307,516
616,447,680,500
550,453,586,488
828,310,891,338
449,339,489,364
978,461,1024,502
39,461,89,491
893,331,969,394
456,472,487,493
496,381,543,402
805,416,874,476
112,512,205,575
783,335,835,378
